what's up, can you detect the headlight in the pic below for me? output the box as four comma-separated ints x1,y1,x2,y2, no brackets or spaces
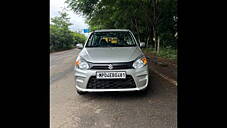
75,56,89,70
133,56,147,69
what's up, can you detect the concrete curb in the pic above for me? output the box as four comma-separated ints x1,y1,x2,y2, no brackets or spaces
152,69,177,86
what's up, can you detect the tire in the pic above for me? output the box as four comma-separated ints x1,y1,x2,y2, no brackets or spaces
76,89,87,95
140,87,148,94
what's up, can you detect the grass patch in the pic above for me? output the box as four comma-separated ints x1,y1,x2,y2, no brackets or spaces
143,47,177,60
50,46,76,53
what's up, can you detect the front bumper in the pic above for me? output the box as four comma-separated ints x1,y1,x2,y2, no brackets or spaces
74,65,149,92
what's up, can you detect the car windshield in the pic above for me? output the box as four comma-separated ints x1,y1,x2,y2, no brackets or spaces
85,31,137,47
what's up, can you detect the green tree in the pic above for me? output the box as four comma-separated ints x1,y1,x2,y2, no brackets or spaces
50,10,87,52
72,32,87,45
66,0,177,52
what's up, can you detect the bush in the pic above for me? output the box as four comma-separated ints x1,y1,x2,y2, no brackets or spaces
50,25,87,52
158,47,177,60
143,46,177,60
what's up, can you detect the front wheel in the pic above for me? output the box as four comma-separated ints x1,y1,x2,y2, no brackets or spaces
140,87,148,94
76,89,87,95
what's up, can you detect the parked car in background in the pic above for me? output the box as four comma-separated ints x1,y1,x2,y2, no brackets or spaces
76,43,83,49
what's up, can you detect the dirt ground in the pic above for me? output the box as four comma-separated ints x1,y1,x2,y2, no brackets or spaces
144,52,177,82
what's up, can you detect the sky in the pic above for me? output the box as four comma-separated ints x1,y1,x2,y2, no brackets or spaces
50,0,90,36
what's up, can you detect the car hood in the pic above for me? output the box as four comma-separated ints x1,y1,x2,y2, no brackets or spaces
79,47,143,63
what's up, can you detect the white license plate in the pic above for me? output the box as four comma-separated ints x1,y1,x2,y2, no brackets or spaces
96,72,126,79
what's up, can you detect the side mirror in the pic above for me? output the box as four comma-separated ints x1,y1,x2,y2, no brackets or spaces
140,42,145,48
76,43,83,49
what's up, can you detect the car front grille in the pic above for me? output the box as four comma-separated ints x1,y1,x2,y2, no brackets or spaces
89,62,134,70
87,75,136,89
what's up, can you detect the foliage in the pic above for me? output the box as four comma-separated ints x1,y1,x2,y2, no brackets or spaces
158,0,177,49
50,11,87,52
72,32,87,45
66,0,177,50
143,47,177,60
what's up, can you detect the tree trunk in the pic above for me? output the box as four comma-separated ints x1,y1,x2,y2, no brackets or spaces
131,18,141,43
151,0,161,53
157,36,160,54
154,38,156,51
146,36,150,48
134,18,140,43
137,35,141,43
153,25,157,52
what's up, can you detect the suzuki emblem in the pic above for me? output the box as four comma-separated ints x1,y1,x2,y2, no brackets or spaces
108,64,113,70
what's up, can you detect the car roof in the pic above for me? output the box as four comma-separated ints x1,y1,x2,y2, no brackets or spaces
94,29,130,32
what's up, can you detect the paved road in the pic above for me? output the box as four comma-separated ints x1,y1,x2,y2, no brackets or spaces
50,48,177,128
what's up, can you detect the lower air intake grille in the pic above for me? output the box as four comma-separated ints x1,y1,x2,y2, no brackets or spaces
87,75,136,89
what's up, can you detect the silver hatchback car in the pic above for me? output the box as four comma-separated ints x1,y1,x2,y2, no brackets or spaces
74,29,149,94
